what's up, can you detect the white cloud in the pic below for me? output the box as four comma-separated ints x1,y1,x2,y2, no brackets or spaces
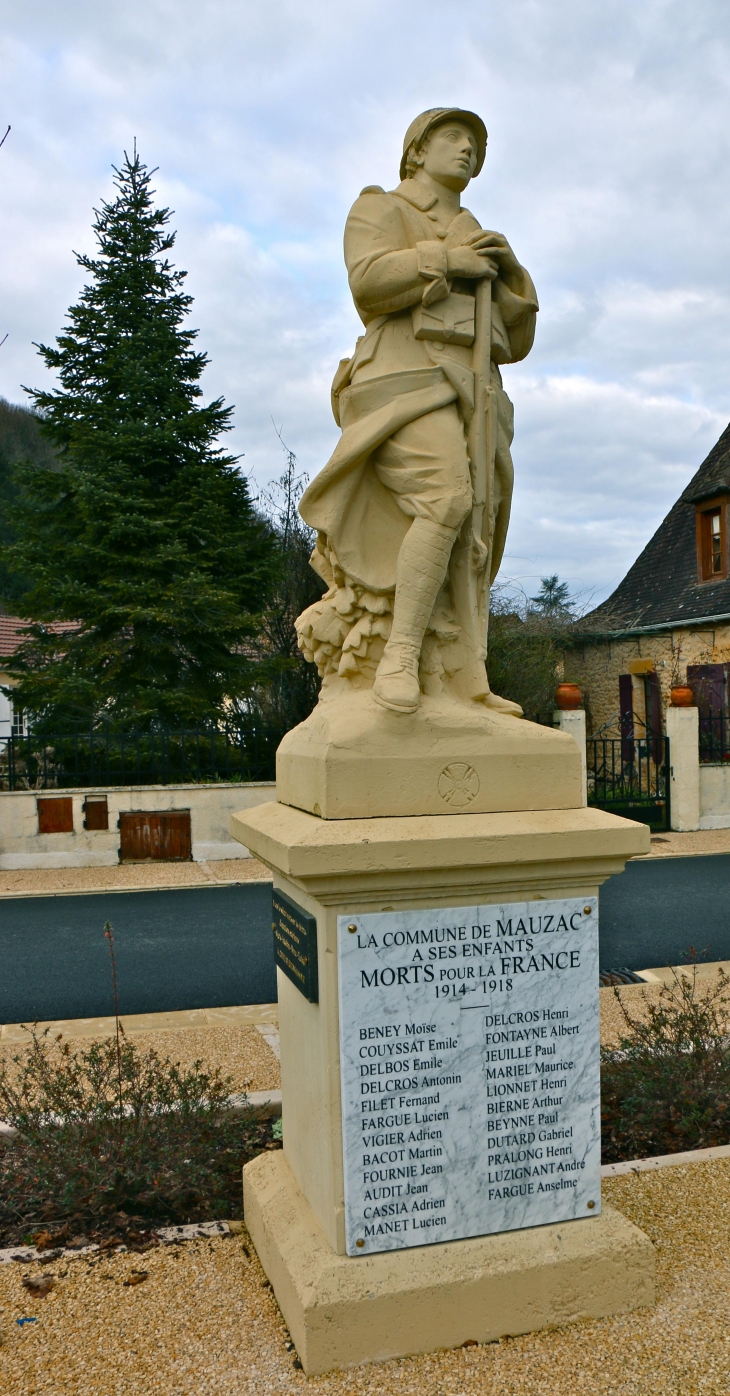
504,372,725,600
2,0,730,600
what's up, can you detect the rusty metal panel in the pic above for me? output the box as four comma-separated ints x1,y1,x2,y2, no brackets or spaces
119,810,192,862
37,796,74,835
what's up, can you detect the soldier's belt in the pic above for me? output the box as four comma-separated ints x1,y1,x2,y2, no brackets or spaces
338,367,449,428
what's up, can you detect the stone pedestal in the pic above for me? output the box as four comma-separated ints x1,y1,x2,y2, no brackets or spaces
245,1150,653,1375
277,691,583,819
231,800,654,1372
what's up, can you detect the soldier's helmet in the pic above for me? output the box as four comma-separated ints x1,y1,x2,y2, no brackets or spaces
400,108,488,182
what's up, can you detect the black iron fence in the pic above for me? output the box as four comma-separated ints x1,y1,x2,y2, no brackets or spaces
698,709,730,763
587,734,670,830
0,722,286,790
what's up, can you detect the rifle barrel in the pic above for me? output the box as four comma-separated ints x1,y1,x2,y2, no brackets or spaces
467,277,492,507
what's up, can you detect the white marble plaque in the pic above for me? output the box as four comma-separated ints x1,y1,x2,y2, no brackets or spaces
338,898,600,1256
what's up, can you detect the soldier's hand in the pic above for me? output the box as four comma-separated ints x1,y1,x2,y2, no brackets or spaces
466,230,522,279
446,244,498,280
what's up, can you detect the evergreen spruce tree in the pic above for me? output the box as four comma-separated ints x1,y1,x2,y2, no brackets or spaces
4,147,276,728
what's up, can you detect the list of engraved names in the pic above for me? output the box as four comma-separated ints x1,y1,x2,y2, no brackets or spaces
337,899,601,1256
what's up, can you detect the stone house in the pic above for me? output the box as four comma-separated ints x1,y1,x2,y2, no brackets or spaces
565,421,730,735
0,615,27,738
0,614,79,738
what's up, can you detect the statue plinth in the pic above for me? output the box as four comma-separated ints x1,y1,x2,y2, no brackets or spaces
277,691,583,819
230,800,655,1374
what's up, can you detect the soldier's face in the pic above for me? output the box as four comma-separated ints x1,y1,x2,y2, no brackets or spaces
420,122,478,191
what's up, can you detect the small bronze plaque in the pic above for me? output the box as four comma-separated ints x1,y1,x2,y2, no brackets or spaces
272,889,319,1003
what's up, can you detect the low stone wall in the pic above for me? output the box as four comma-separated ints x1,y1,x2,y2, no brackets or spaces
663,706,730,831
699,765,730,830
0,781,275,869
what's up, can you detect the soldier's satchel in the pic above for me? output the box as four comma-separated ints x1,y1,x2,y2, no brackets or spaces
412,290,475,346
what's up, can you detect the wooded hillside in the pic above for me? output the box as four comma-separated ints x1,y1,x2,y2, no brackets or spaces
0,397,57,606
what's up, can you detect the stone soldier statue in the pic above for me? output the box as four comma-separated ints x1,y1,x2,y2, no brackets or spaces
296,107,538,717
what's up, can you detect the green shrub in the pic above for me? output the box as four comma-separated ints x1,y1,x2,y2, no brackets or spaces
601,965,730,1162
0,1025,277,1245
487,598,566,721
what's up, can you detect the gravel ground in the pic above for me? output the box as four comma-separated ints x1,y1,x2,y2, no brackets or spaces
123,1025,282,1093
0,984,663,1092
599,981,663,1048
599,969,730,1048
0,858,272,896
646,828,730,858
0,1024,281,1096
0,1159,728,1393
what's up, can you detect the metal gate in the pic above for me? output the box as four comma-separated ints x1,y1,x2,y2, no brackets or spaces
587,735,670,831
119,810,192,861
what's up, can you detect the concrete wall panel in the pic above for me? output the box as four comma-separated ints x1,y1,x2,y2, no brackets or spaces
0,781,275,869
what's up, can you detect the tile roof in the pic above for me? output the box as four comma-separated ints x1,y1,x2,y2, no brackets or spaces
0,615,78,659
582,422,730,632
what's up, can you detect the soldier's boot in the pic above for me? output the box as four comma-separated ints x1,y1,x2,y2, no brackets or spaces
448,527,523,717
482,689,522,714
373,517,457,715
481,689,523,717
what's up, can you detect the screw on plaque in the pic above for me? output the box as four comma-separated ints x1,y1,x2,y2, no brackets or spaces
583,906,591,915
348,923,358,933
587,1200,596,1209
356,1238,365,1248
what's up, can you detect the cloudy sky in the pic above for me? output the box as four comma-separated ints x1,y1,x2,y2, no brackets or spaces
2,0,730,606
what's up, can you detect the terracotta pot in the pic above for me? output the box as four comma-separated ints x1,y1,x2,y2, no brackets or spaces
670,685,694,707
554,682,583,711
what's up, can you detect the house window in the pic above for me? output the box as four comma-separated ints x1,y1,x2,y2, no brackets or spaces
11,706,24,737
696,497,728,581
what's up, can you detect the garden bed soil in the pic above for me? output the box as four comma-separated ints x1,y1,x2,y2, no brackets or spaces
0,1122,282,1250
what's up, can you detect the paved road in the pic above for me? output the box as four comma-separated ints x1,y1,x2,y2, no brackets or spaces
598,852,730,972
0,884,276,1024
0,855,727,1023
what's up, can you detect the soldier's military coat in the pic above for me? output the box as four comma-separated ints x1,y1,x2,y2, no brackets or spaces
300,177,538,595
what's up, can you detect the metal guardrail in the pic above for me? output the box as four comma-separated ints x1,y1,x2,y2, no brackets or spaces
0,723,286,790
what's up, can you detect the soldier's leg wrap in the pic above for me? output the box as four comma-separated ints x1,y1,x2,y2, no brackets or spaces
370,405,471,713
374,518,456,714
